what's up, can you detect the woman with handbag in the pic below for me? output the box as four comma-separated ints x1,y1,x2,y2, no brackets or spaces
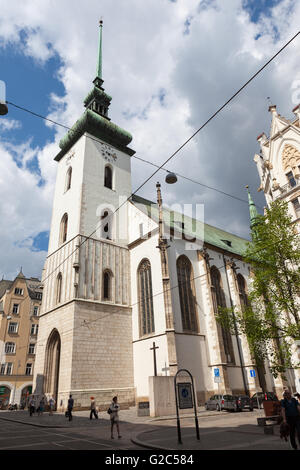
108,396,121,439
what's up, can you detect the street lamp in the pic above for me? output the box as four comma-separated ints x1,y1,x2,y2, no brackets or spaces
0,101,8,116
0,79,8,115
165,171,177,184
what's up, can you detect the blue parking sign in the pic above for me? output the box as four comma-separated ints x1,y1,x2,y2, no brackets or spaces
214,368,220,378
250,369,256,378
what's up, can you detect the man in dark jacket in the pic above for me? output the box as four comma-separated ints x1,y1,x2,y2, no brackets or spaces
67,394,74,422
281,389,300,450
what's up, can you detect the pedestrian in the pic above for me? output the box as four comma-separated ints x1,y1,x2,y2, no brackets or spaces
281,389,300,450
49,396,55,416
90,396,98,420
29,395,35,417
67,394,74,422
38,396,45,416
109,396,121,439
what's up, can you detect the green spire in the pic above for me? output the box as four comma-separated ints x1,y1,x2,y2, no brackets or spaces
246,186,259,229
96,19,103,80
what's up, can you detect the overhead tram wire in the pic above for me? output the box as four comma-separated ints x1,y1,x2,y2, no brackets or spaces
4,30,299,317
7,102,260,209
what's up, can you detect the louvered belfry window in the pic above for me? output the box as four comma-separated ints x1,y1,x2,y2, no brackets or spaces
138,259,155,337
177,255,198,332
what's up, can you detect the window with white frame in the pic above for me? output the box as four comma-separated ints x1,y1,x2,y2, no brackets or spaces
25,363,32,376
14,288,23,295
33,306,39,316
12,303,19,314
0,363,6,375
5,342,16,354
28,343,35,355
30,324,39,336
291,197,300,216
8,322,18,334
6,363,13,375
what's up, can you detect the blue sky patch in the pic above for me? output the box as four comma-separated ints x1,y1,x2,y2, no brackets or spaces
32,231,49,252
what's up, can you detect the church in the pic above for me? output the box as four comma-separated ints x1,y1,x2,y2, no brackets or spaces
33,22,293,412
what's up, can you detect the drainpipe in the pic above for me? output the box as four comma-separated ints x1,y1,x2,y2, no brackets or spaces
222,254,248,396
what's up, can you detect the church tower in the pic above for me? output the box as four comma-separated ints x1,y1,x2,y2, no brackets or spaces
33,22,136,410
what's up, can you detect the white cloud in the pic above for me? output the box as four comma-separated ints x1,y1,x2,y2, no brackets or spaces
0,0,299,278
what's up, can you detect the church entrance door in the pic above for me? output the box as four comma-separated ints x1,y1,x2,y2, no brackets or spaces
44,329,61,409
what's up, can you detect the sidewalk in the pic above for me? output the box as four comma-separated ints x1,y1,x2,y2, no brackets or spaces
0,408,291,451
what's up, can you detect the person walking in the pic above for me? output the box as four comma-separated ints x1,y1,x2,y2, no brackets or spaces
281,389,300,450
90,397,98,420
29,395,35,417
109,396,121,439
38,396,45,416
49,396,55,416
67,394,74,422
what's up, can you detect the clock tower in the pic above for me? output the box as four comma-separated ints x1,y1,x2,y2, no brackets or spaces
33,21,136,410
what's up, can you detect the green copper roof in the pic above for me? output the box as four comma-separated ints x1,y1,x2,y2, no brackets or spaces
54,22,135,161
131,194,250,256
55,109,135,160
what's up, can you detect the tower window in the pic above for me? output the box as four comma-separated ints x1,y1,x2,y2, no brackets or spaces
103,271,112,301
59,213,68,245
56,273,62,304
104,165,113,189
65,167,72,192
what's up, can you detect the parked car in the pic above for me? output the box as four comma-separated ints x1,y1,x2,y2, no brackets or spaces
234,395,254,412
205,394,238,412
251,392,278,409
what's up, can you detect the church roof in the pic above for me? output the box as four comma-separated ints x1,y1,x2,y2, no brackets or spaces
131,194,250,256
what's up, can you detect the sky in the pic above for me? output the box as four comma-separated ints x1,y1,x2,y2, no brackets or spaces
0,0,299,280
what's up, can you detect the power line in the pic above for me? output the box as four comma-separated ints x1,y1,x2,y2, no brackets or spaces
2,30,299,322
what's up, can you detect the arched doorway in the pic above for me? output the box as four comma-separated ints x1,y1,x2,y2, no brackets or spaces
21,385,32,409
0,386,11,409
44,329,61,409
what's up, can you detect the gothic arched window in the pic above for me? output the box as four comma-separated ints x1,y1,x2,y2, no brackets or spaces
237,274,249,311
56,273,62,304
59,213,68,245
104,165,113,189
103,270,112,301
210,266,234,363
138,259,155,337
176,255,198,332
100,209,113,240
65,166,72,192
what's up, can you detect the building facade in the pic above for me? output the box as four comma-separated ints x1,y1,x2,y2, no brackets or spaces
0,271,42,407
33,24,289,412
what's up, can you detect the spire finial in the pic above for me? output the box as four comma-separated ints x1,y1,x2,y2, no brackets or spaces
97,18,103,80
245,185,259,229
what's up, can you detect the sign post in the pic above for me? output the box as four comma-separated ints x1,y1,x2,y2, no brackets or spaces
250,369,261,411
214,368,222,410
174,369,200,445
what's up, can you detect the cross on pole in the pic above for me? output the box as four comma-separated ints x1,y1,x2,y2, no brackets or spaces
150,342,159,376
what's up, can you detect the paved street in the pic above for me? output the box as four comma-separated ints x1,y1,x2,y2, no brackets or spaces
0,407,296,452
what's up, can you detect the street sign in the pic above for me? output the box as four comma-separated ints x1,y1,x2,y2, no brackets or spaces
177,383,193,409
214,368,220,378
250,369,256,378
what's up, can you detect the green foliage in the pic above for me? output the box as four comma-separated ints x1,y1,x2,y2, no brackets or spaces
217,200,300,377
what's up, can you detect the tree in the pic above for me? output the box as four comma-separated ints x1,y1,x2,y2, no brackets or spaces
216,199,300,378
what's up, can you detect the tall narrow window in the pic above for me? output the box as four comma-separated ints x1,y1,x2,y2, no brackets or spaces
65,166,72,191
210,266,234,363
100,209,113,240
138,259,155,337
60,213,68,245
56,273,62,304
103,270,112,300
237,274,249,311
104,165,113,189
286,171,296,188
176,256,198,332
